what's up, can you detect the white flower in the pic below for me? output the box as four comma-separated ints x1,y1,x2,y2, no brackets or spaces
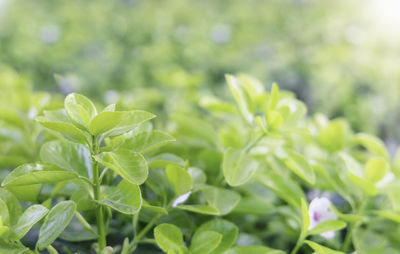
172,191,191,208
308,197,337,239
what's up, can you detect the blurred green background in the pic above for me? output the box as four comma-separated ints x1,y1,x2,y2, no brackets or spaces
0,0,399,150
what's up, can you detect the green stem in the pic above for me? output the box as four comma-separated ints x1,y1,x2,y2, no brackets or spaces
290,233,305,254
128,214,162,252
342,199,368,252
91,135,106,251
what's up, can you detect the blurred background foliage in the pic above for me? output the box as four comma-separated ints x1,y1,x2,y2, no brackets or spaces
0,0,399,150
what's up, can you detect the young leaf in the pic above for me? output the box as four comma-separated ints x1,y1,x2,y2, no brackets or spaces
165,164,192,196
0,189,21,225
305,240,344,254
307,220,346,236
225,74,253,123
348,172,377,196
301,198,310,233
194,219,238,254
203,187,241,215
353,133,389,159
89,111,126,136
2,163,77,187
283,151,315,185
98,180,142,215
37,201,76,249
224,245,285,254
365,157,389,183
103,110,155,137
116,130,175,154
64,93,97,131
154,224,184,253
190,231,222,254
95,149,148,185
40,140,92,180
223,148,258,187
0,199,9,225
9,205,48,240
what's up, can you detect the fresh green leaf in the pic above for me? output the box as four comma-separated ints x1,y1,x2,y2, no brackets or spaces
10,205,48,240
64,93,97,131
307,220,346,236
89,111,126,136
224,245,285,254
353,133,389,159
37,201,76,249
223,148,258,186
98,180,142,215
95,149,148,185
165,164,192,196
103,110,155,137
365,157,389,183
117,130,175,154
154,224,184,253
190,231,222,254
225,74,253,123
283,151,315,185
305,240,344,254
301,198,310,233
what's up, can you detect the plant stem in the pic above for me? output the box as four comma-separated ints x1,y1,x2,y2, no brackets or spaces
91,135,106,251
290,234,305,254
128,214,162,252
342,199,368,252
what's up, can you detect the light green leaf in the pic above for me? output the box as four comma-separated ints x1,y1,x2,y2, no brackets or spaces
103,110,155,137
203,187,241,215
224,245,285,254
225,74,253,123
10,205,48,240
353,133,389,159
89,111,126,136
148,153,185,168
365,157,389,183
37,201,76,249
154,224,184,253
305,240,345,254
269,82,280,110
374,210,400,223
2,163,77,187
171,113,218,147
348,172,377,196
308,220,346,236
165,164,192,196
176,205,220,215
117,130,175,154
190,231,222,254
0,189,21,225
194,219,238,254
40,140,92,180
223,148,258,187
98,180,142,215
283,151,315,185
64,93,97,131
36,110,88,143
301,198,310,233
257,171,304,208
95,149,148,185
0,199,9,225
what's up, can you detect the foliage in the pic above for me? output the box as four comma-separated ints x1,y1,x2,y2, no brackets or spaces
1,72,400,253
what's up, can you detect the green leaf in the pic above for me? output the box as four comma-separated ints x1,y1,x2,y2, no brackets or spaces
301,198,310,233
365,157,389,183
154,224,184,253
40,140,92,180
117,130,175,154
176,205,220,215
224,245,285,254
225,74,253,123
10,205,48,240
171,113,218,147
308,220,346,236
64,93,97,131
257,171,304,208
353,133,389,159
165,164,192,196
269,82,280,110
98,180,142,215
0,189,21,225
36,110,88,143
374,210,400,223
190,231,222,254
194,219,238,254
0,239,29,254
348,172,377,196
223,148,258,186
37,201,76,249
148,153,185,168
283,151,315,185
0,199,9,225
317,119,350,152
89,111,126,136
305,240,345,254
95,149,148,185
203,187,241,215
103,110,155,137
2,163,77,187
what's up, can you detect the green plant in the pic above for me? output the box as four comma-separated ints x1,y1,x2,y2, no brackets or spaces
1,74,400,253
